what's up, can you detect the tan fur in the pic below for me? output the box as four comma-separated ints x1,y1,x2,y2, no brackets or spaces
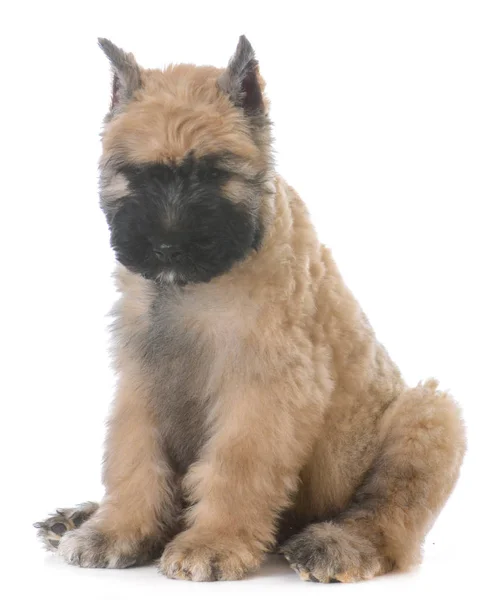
38,43,466,582
102,65,262,166
160,176,463,580
99,369,178,539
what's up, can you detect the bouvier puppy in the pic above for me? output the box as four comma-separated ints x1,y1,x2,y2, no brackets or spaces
35,36,466,583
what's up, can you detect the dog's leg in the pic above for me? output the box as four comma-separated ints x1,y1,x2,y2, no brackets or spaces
47,373,179,568
159,371,329,581
282,381,466,582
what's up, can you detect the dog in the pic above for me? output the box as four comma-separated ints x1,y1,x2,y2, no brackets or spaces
35,36,466,583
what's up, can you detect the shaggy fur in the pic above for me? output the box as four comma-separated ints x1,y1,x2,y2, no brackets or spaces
35,36,466,583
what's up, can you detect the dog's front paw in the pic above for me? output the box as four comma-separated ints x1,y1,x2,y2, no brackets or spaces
159,530,263,581
58,524,160,569
34,502,99,551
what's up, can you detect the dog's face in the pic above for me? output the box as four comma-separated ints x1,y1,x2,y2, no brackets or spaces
98,37,272,284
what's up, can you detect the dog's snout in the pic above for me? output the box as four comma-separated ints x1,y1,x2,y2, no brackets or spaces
153,243,182,262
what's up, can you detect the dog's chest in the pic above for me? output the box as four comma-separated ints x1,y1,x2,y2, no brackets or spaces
136,285,244,473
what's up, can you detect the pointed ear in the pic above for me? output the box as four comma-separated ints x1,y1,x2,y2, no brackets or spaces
218,36,264,115
98,38,141,111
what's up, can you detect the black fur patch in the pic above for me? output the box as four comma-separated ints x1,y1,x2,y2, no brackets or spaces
106,153,263,284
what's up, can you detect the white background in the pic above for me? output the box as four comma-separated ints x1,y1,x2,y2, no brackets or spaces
1,1,501,598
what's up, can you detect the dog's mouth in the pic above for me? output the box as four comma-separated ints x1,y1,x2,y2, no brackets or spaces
153,269,186,286
118,254,209,286
122,262,183,284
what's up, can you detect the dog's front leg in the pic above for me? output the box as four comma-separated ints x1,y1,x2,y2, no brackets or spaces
57,371,180,568
159,369,329,581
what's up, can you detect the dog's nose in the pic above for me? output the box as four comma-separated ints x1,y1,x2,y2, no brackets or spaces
153,243,182,262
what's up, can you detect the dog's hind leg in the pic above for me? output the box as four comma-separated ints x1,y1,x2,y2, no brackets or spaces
34,502,99,551
282,380,466,582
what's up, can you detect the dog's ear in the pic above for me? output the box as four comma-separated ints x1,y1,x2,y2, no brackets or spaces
98,38,141,112
218,36,264,115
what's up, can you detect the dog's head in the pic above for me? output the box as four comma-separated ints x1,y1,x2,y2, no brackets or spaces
98,36,273,285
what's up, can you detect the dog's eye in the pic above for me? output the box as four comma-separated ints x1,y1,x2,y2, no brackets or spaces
199,164,228,181
209,167,225,179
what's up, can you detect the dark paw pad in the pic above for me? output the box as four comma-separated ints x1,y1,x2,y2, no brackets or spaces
34,502,99,552
50,522,68,537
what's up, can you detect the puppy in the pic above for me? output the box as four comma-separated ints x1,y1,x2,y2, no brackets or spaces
35,36,466,583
